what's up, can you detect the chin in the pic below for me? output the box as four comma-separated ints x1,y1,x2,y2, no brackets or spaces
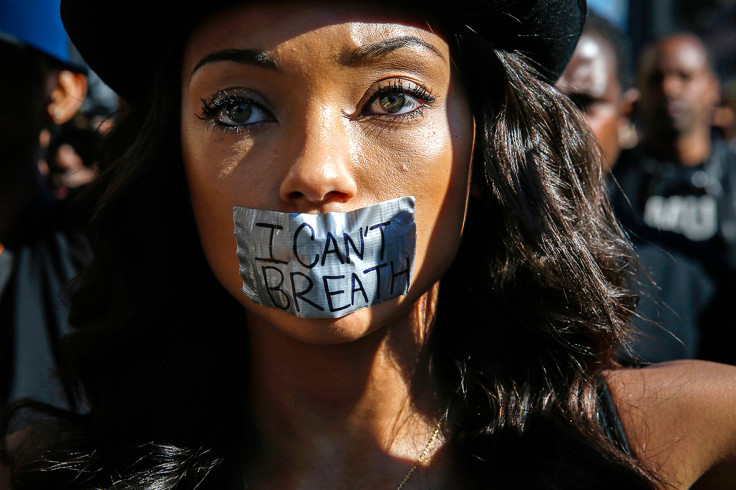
241,296,410,346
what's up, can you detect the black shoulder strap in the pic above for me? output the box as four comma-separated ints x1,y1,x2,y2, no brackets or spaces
597,380,633,457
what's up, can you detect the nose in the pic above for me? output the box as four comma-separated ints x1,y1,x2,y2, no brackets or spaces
279,108,357,209
661,73,682,98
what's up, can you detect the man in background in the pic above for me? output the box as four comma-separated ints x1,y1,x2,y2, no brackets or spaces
609,31,736,365
615,33,734,254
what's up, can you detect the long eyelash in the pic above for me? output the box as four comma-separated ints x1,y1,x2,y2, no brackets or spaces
370,79,436,107
349,79,436,126
196,88,274,134
379,105,427,125
358,106,430,139
197,89,250,120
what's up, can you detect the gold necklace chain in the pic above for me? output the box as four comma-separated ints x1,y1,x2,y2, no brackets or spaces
396,416,445,490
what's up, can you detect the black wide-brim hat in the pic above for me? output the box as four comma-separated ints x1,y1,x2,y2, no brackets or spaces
60,0,585,102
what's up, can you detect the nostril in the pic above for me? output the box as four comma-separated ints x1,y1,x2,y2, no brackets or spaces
286,190,349,204
326,190,350,203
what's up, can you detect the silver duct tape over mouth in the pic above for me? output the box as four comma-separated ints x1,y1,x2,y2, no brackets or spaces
233,196,416,318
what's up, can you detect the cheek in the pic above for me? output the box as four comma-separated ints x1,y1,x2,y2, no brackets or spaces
587,107,622,164
347,109,472,246
408,96,475,288
181,123,253,302
348,119,453,197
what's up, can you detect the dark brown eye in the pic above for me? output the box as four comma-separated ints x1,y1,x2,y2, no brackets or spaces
226,102,253,124
200,88,275,130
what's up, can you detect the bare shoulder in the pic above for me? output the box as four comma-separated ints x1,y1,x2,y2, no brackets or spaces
605,360,736,489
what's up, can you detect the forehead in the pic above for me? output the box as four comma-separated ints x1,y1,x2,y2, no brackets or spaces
182,1,449,73
557,34,618,98
645,36,710,74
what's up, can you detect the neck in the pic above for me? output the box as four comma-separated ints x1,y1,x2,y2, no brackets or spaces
244,284,450,488
645,127,711,167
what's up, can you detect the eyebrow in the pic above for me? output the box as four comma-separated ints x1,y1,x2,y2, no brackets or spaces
190,48,280,78
337,36,445,66
189,36,444,79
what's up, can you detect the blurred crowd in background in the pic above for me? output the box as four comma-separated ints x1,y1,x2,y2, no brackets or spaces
560,0,736,366
590,0,736,146
2,0,736,412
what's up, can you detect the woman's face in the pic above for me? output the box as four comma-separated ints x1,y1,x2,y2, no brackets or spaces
180,1,474,343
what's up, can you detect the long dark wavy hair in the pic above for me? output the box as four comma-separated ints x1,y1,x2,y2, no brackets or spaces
1,12,658,489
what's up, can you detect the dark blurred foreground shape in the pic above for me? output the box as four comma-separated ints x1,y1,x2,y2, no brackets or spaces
0,0,94,413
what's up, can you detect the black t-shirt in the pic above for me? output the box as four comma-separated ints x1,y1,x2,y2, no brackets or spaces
613,139,736,264
611,139,736,365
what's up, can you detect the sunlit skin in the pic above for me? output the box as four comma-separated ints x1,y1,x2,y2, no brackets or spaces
180,2,472,487
556,33,637,171
638,34,720,166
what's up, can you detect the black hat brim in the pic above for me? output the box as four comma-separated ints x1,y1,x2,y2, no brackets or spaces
61,0,586,102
